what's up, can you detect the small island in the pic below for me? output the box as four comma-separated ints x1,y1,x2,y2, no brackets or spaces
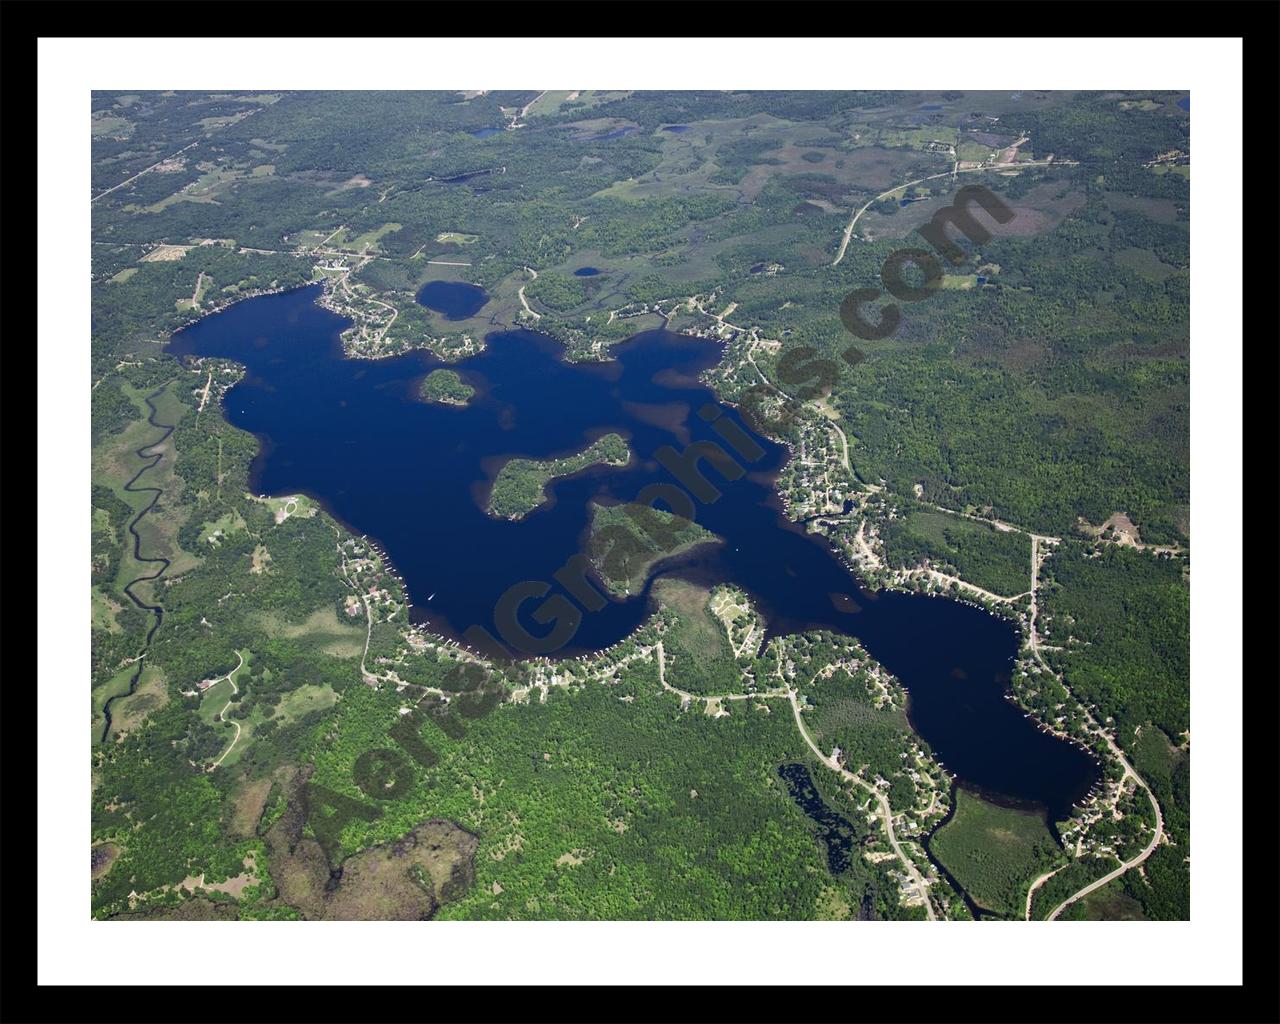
486,434,630,520
587,502,721,597
419,369,475,407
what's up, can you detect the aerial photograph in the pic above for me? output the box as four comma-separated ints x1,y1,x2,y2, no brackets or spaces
88,88,1192,925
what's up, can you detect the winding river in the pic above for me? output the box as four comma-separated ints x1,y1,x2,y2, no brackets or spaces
99,391,177,742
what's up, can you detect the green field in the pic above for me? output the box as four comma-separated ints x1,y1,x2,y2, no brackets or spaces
881,510,1031,597
930,789,1062,918
651,580,740,696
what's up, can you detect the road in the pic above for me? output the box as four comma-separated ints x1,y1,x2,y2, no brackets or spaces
689,299,794,404
828,420,851,472
786,689,938,920
98,237,472,269
91,106,269,203
912,567,1027,605
91,142,199,204
333,527,394,689
506,90,549,129
209,651,247,768
187,271,210,311
1024,536,1167,920
1041,704,1165,920
1028,535,1051,655
520,90,549,118
195,368,214,418
847,515,1026,606
410,628,942,920
831,157,1073,266
366,295,399,344
654,641,786,706
519,267,542,319
745,343,794,403
833,172,941,266
1045,792,1163,919
852,521,884,569
1024,867,1060,919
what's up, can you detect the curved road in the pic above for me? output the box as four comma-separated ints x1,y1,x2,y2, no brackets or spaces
832,157,1072,266
1025,538,1166,920
1043,747,1164,920
786,690,938,920
1025,867,1060,920
654,641,936,918
209,650,248,769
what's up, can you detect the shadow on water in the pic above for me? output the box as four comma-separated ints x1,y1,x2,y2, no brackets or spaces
168,285,1100,824
415,280,489,320
777,762,861,875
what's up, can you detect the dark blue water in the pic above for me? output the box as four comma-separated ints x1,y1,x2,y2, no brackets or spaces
469,127,502,138
168,285,1099,820
899,197,927,208
1177,95,1190,112
584,127,636,141
663,125,691,133
416,281,489,320
920,104,943,111
574,267,601,277
777,763,859,874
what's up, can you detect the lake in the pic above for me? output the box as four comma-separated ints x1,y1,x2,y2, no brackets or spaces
777,762,859,875
169,285,1099,820
574,267,601,277
583,126,636,141
416,280,490,320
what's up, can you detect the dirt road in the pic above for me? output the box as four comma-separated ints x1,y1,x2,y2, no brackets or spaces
519,267,541,319
91,141,199,204
786,689,938,920
832,158,1072,266
1024,867,1060,919
210,651,248,768
1024,537,1166,920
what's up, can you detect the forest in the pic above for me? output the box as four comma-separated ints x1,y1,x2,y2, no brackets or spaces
1038,541,1189,920
880,508,1031,597
89,89,1190,922
587,502,720,597
486,433,630,520
418,368,475,406
929,790,1061,919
